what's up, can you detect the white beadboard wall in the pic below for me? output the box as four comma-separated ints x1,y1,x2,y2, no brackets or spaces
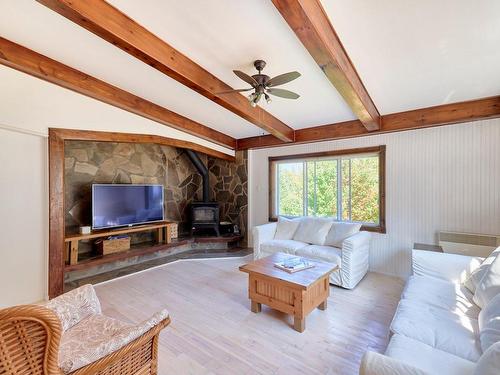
248,118,500,277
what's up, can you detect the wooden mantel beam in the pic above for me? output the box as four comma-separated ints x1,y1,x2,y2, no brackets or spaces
0,37,236,149
237,96,500,149
37,0,295,142
271,0,380,132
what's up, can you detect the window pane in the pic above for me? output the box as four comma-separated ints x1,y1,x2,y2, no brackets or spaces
350,156,379,223
278,163,303,216
315,160,337,217
307,161,316,216
341,159,351,221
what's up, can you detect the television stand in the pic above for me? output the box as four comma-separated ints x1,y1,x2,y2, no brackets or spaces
64,221,173,265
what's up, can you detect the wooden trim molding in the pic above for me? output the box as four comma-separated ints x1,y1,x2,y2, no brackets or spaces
0,37,236,149
268,145,386,233
268,145,383,162
271,0,380,131
52,128,235,161
48,129,65,298
237,95,500,150
37,0,295,142
47,128,234,298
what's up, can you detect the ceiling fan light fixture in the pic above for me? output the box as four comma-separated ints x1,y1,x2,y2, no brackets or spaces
223,60,301,107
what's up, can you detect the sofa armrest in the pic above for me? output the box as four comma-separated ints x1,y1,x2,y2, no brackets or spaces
252,222,277,259
412,249,483,283
343,231,371,252
340,231,371,289
359,352,430,375
44,284,102,331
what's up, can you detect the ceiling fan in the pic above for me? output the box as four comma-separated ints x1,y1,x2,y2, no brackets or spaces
219,60,301,107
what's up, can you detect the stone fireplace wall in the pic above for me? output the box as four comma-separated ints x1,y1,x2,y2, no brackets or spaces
64,140,248,243
208,151,248,242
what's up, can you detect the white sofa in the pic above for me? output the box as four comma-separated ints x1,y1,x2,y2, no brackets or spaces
252,217,371,289
360,248,500,375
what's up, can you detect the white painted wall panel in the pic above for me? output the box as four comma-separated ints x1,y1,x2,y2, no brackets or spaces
248,119,500,277
0,128,47,307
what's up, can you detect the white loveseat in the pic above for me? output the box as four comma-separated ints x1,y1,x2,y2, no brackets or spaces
252,217,371,289
360,248,500,375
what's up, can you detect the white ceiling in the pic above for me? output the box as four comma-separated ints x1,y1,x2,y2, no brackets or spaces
322,0,500,114
0,0,261,138
107,0,356,130
1,0,499,142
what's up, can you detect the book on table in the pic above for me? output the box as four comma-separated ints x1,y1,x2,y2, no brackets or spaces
274,257,315,273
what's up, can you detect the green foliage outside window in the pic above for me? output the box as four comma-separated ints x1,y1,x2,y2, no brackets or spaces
277,155,379,224
278,163,303,216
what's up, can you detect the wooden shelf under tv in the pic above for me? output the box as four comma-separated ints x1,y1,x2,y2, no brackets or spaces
64,234,243,272
64,221,173,266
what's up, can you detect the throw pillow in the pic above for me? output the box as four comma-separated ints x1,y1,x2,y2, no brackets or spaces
464,247,500,293
479,293,500,352
324,222,362,248
274,217,301,240
293,217,333,245
474,253,500,308
474,341,500,375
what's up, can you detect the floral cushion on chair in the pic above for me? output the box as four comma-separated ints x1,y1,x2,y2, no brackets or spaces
44,284,102,331
44,284,169,373
58,309,169,373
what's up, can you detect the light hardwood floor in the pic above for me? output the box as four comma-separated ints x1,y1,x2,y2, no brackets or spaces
95,255,404,375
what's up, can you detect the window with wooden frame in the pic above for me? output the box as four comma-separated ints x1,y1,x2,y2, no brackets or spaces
269,146,386,233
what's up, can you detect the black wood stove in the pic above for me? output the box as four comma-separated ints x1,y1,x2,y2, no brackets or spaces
190,202,220,236
186,150,220,236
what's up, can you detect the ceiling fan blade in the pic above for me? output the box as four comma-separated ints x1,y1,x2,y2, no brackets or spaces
216,88,253,94
266,88,300,99
267,71,301,87
233,70,258,87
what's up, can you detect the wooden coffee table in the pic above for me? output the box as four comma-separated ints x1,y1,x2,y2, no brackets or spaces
239,252,338,332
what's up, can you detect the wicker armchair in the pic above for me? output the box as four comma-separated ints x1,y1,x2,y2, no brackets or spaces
0,285,170,375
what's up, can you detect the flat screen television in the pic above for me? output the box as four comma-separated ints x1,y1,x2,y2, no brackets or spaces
92,184,164,230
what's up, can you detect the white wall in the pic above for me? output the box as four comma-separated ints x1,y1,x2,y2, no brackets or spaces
0,66,233,308
248,119,500,277
0,128,47,307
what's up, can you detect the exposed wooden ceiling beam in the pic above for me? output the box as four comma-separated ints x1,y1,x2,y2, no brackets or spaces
236,120,366,149
381,96,500,132
237,96,500,149
271,0,380,132
0,37,236,149
37,0,295,142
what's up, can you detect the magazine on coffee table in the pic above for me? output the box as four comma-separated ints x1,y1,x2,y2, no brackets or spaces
274,257,315,273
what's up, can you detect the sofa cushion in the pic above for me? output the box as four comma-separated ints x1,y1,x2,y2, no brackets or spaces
464,247,500,293
260,239,309,255
292,217,333,245
474,252,500,308
295,245,342,265
479,293,500,352
385,334,475,375
402,275,480,318
324,222,361,248
274,217,300,240
390,298,481,361
474,341,500,375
